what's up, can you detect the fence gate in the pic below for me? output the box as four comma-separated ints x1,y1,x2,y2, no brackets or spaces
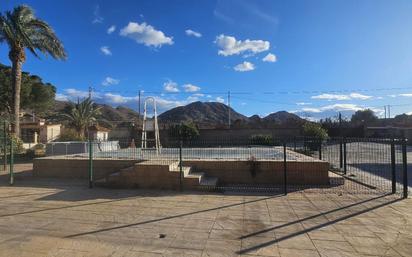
0,119,14,185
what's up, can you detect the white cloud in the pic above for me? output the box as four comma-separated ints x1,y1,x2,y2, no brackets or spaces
65,88,97,99
349,93,372,100
104,93,134,104
163,80,179,92
311,94,350,101
107,25,116,34
302,104,381,113
216,96,225,103
234,61,255,72
102,77,120,86
55,93,68,101
100,46,112,56
296,102,312,106
186,95,200,102
182,84,201,92
215,34,270,56
92,5,103,24
311,93,372,101
399,93,412,97
185,29,202,38
120,22,173,47
295,104,385,120
262,53,277,62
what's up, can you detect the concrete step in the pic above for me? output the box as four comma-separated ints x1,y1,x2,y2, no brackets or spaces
170,166,192,176
329,172,345,185
200,176,218,187
185,171,204,179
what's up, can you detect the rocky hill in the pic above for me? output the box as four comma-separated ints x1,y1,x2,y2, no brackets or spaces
47,100,304,129
158,101,248,127
263,111,304,125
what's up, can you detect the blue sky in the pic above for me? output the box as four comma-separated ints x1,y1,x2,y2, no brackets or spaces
2,0,412,119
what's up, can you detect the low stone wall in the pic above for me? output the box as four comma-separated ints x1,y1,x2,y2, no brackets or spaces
183,160,329,185
33,157,329,186
33,157,139,179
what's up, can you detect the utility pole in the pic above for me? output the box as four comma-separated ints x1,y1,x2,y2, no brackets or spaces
88,86,93,99
388,105,391,119
338,112,342,136
228,90,231,128
138,90,141,117
384,105,387,119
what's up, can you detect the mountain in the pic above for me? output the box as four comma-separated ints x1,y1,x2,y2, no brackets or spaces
263,111,304,125
159,101,248,127
47,100,304,129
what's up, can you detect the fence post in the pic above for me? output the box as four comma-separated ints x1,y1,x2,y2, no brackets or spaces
339,137,343,170
390,139,396,194
293,136,296,151
343,138,347,174
3,121,7,172
9,137,13,185
402,139,408,198
318,138,322,160
283,141,287,195
88,139,93,188
179,139,183,191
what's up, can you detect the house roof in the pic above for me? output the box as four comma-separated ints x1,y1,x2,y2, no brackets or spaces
89,125,111,132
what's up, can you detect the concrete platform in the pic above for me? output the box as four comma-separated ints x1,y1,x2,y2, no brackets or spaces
0,171,410,257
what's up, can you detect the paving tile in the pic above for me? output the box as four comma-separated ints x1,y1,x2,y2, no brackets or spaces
0,174,411,257
307,231,346,242
278,248,320,257
202,239,241,257
318,249,367,257
163,248,203,257
276,233,316,251
312,240,356,253
344,236,390,256
391,243,412,257
241,237,280,256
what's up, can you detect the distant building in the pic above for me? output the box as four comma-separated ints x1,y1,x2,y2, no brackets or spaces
366,126,412,140
88,125,111,141
20,113,61,147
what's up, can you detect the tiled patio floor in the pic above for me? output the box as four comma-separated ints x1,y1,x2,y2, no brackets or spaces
0,165,411,257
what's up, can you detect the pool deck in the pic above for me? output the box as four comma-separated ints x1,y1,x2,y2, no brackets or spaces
0,164,411,257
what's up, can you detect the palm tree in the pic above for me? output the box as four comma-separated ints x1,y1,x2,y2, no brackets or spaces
0,5,66,136
62,98,101,138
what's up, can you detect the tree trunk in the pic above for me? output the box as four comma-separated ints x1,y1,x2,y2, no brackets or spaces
9,48,25,138
11,59,22,137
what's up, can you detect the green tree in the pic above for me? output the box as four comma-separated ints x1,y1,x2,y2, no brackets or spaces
351,109,378,124
303,122,329,140
0,5,66,137
0,64,56,116
170,122,200,141
62,98,101,138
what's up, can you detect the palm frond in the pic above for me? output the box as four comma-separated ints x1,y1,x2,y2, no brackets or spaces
0,5,66,60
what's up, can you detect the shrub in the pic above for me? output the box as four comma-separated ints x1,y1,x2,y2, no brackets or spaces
303,122,329,140
59,128,85,142
0,135,24,154
250,134,273,146
169,122,200,141
303,123,328,151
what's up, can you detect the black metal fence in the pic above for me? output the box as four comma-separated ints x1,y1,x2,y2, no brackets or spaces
0,120,14,185
1,122,409,198
67,136,409,197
